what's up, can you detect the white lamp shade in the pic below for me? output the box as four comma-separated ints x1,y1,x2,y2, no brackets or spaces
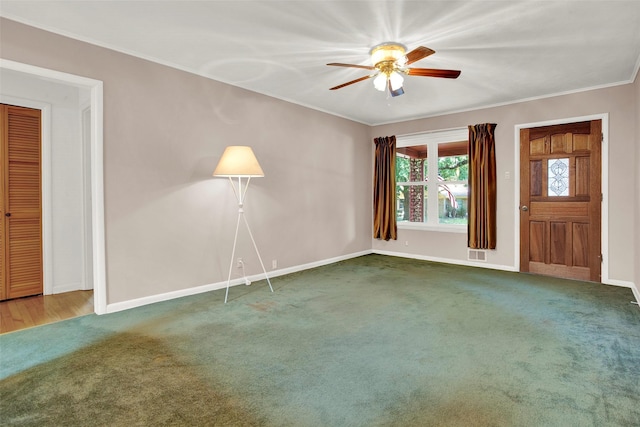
213,146,264,177
373,73,387,91
388,71,404,90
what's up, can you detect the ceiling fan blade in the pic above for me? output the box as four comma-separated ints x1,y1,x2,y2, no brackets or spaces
327,63,376,70
406,68,461,78
329,75,374,90
404,46,435,65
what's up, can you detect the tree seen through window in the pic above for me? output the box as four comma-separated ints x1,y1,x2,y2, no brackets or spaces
396,140,468,226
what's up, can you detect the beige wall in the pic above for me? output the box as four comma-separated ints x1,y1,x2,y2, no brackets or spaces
371,83,637,286
0,18,373,305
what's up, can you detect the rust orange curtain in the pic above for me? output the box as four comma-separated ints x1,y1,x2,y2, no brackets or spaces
468,124,497,249
373,136,397,241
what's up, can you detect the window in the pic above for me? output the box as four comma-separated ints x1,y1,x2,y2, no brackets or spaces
548,158,569,196
396,129,468,230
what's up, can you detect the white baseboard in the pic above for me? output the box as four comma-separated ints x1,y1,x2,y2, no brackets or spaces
600,279,640,308
602,278,635,289
105,250,373,314
631,286,640,307
262,250,372,280
374,250,640,306
617,282,640,306
104,249,639,313
372,249,518,272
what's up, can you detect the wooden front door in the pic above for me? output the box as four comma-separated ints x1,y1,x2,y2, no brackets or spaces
519,120,601,282
0,104,43,300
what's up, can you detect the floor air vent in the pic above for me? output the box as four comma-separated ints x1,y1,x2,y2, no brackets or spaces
468,249,487,262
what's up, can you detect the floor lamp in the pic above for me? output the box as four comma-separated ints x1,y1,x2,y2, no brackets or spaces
213,146,274,303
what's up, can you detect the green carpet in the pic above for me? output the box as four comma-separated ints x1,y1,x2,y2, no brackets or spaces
1,255,639,426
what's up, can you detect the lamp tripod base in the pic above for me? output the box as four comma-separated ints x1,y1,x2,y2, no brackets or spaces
224,206,273,303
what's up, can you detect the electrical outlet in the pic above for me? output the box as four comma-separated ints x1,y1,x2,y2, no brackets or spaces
237,258,243,268
272,259,277,269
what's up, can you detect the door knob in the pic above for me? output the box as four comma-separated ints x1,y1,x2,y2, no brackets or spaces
5,212,11,217
521,206,528,212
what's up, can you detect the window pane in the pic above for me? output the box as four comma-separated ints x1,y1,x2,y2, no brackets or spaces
548,158,569,196
396,184,427,222
438,183,468,224
396,185,407,221
396,155,409,182
438,155,468,182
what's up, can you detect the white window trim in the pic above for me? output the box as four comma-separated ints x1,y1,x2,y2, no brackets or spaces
396,127,468,232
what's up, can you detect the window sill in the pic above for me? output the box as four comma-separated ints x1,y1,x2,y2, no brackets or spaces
397,222,467,234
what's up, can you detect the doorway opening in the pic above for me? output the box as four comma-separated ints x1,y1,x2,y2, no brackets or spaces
0,59,106,315
515,114,609,283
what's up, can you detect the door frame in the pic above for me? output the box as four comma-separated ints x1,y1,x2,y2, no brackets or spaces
81,105,94,291
0,59,107,315
514,113,610,284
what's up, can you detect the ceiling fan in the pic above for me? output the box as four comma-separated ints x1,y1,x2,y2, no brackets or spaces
327,43,461,97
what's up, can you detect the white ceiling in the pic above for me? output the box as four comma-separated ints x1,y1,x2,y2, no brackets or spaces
1,1,639,125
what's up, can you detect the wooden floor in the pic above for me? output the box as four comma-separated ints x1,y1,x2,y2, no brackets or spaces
0,290,94,334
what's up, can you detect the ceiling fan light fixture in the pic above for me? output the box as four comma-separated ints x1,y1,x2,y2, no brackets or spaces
327,44,460,95
369,42,407,67
373,73,387,91
388,71,404,90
